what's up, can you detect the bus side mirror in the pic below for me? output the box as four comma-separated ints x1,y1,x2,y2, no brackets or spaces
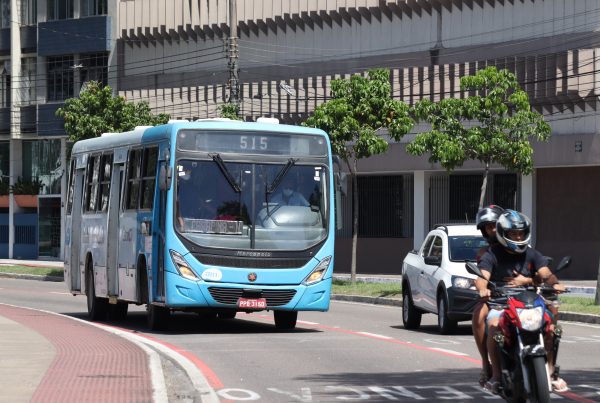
159,165,172,191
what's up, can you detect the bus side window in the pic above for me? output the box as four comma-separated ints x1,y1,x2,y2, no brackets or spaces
140,147,158,210
83,155,100,213
125,149,142,210
66,159,75,214
98,153,113,212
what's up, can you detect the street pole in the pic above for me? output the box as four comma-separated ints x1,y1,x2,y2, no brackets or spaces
228,0,239,106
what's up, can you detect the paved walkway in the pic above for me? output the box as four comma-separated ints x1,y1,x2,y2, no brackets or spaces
0,304,154,403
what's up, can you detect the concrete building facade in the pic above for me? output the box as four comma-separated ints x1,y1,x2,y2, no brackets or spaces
1,0,599,279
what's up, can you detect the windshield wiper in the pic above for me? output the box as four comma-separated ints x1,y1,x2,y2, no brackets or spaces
209,153,241,193
267,158,297,194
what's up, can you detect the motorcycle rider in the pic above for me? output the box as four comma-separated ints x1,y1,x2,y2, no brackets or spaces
472,204,504,387
475,210,568,393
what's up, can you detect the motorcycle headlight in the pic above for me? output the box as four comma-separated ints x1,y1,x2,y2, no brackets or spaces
303,256,331,285
452,276,475,290
169,250,199,281
516,306,544,331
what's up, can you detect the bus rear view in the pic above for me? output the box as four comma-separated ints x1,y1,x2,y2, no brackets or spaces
65,119,336,330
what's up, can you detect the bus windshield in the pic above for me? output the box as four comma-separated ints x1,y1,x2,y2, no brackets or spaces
175,158,329,250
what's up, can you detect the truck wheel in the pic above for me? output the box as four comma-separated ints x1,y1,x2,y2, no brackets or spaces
402,285,422,330
437,293,457,335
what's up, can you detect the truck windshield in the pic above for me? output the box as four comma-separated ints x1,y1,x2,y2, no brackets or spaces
175,159,329,250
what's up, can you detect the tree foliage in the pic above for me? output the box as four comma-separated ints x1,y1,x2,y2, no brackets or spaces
56,81,170,142
219,102,243,120
303,68,413,281
407,66,551,207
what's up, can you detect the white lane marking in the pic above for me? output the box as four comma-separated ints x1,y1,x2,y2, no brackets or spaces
566,322,600,329
298,320,319,325
356,332,393,340
429,347,469,356
49,292,71,295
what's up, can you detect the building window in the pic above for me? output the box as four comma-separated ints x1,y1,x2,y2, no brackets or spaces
20,0,36,25
81,0,106,16
22,140,62,195
357,175,412,238
0,141,8,183
48,0,73,20
0,0,9,28
20,57,36,105
80,53,108,88
0,61,10,108
449,175,482,222
47,56,74,101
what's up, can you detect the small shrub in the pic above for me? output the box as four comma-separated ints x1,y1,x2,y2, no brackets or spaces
11,177,44,195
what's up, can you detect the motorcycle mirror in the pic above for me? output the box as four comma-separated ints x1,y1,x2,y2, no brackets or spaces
465,261,484,278
553,256,572,274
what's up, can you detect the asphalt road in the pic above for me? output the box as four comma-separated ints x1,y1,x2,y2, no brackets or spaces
1,277,599,402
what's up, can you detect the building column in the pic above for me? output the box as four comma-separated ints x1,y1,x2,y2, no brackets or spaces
413,171,430,250
520,173,536,244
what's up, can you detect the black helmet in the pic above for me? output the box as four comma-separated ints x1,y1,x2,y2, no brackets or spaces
476,205,504,242
496,210,531,254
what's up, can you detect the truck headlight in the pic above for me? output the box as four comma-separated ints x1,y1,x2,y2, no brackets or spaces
517,306,544,331
303,256,331,285
452,276,475,290
169,250,199,281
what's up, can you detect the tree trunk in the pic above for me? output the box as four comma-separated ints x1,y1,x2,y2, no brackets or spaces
478,162,490,210
594,263,600,305
350,159,359,283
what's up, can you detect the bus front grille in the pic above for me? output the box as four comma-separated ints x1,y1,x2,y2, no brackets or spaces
193,253,311,269
207,287,297,307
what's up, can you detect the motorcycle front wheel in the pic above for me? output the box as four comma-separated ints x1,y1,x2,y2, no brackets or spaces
529,356,550,403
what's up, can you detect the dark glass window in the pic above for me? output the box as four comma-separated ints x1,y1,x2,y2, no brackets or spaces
84,155,100,212
66,159,75,214
81,0,106,16
140,147,157,210
80,53,108,88
493,174,519,211
449,175,481,221
358,176,405,238
47,56,74,101
98,153,112,212
125,149,142,210
48,0,73,20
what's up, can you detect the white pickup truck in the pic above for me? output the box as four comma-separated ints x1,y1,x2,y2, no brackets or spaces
401,224,488,334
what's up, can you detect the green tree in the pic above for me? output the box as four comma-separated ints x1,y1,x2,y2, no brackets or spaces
56,81,170,142
303,69,413,282
219,102,243,120
407,66,551,209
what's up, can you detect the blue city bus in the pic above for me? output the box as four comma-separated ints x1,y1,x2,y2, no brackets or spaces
64,119,337,330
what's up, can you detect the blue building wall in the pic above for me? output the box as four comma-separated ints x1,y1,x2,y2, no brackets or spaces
38,16,112,56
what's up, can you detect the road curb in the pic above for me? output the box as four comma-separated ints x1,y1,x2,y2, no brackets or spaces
330,294,600,325
0,272,63,282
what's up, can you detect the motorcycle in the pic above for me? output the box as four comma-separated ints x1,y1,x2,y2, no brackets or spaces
466,256,571,403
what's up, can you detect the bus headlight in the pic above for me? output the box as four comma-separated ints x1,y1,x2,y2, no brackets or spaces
169,250,199,281
303,256,331,285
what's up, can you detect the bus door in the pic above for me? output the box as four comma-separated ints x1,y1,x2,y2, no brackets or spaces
152,148,169,301
68,157,86,291
106,158,125,297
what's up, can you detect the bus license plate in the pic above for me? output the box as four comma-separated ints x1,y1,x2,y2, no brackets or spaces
237,298,267,309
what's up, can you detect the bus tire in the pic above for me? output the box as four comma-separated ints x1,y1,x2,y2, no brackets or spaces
217,310,237,320
148,304,170,330
86,261,108,321
108,302,129,321
274,311,297,330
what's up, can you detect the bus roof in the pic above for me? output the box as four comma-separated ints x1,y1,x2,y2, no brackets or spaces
71,120,328,155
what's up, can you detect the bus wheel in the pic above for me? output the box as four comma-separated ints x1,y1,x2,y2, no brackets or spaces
86,265,108,321
147,304,170,330
108,302,129,321
274,311,297,330
217,310,237,320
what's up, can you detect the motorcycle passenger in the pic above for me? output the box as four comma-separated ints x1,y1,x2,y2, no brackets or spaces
475,210,568,394
472,204,504,387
